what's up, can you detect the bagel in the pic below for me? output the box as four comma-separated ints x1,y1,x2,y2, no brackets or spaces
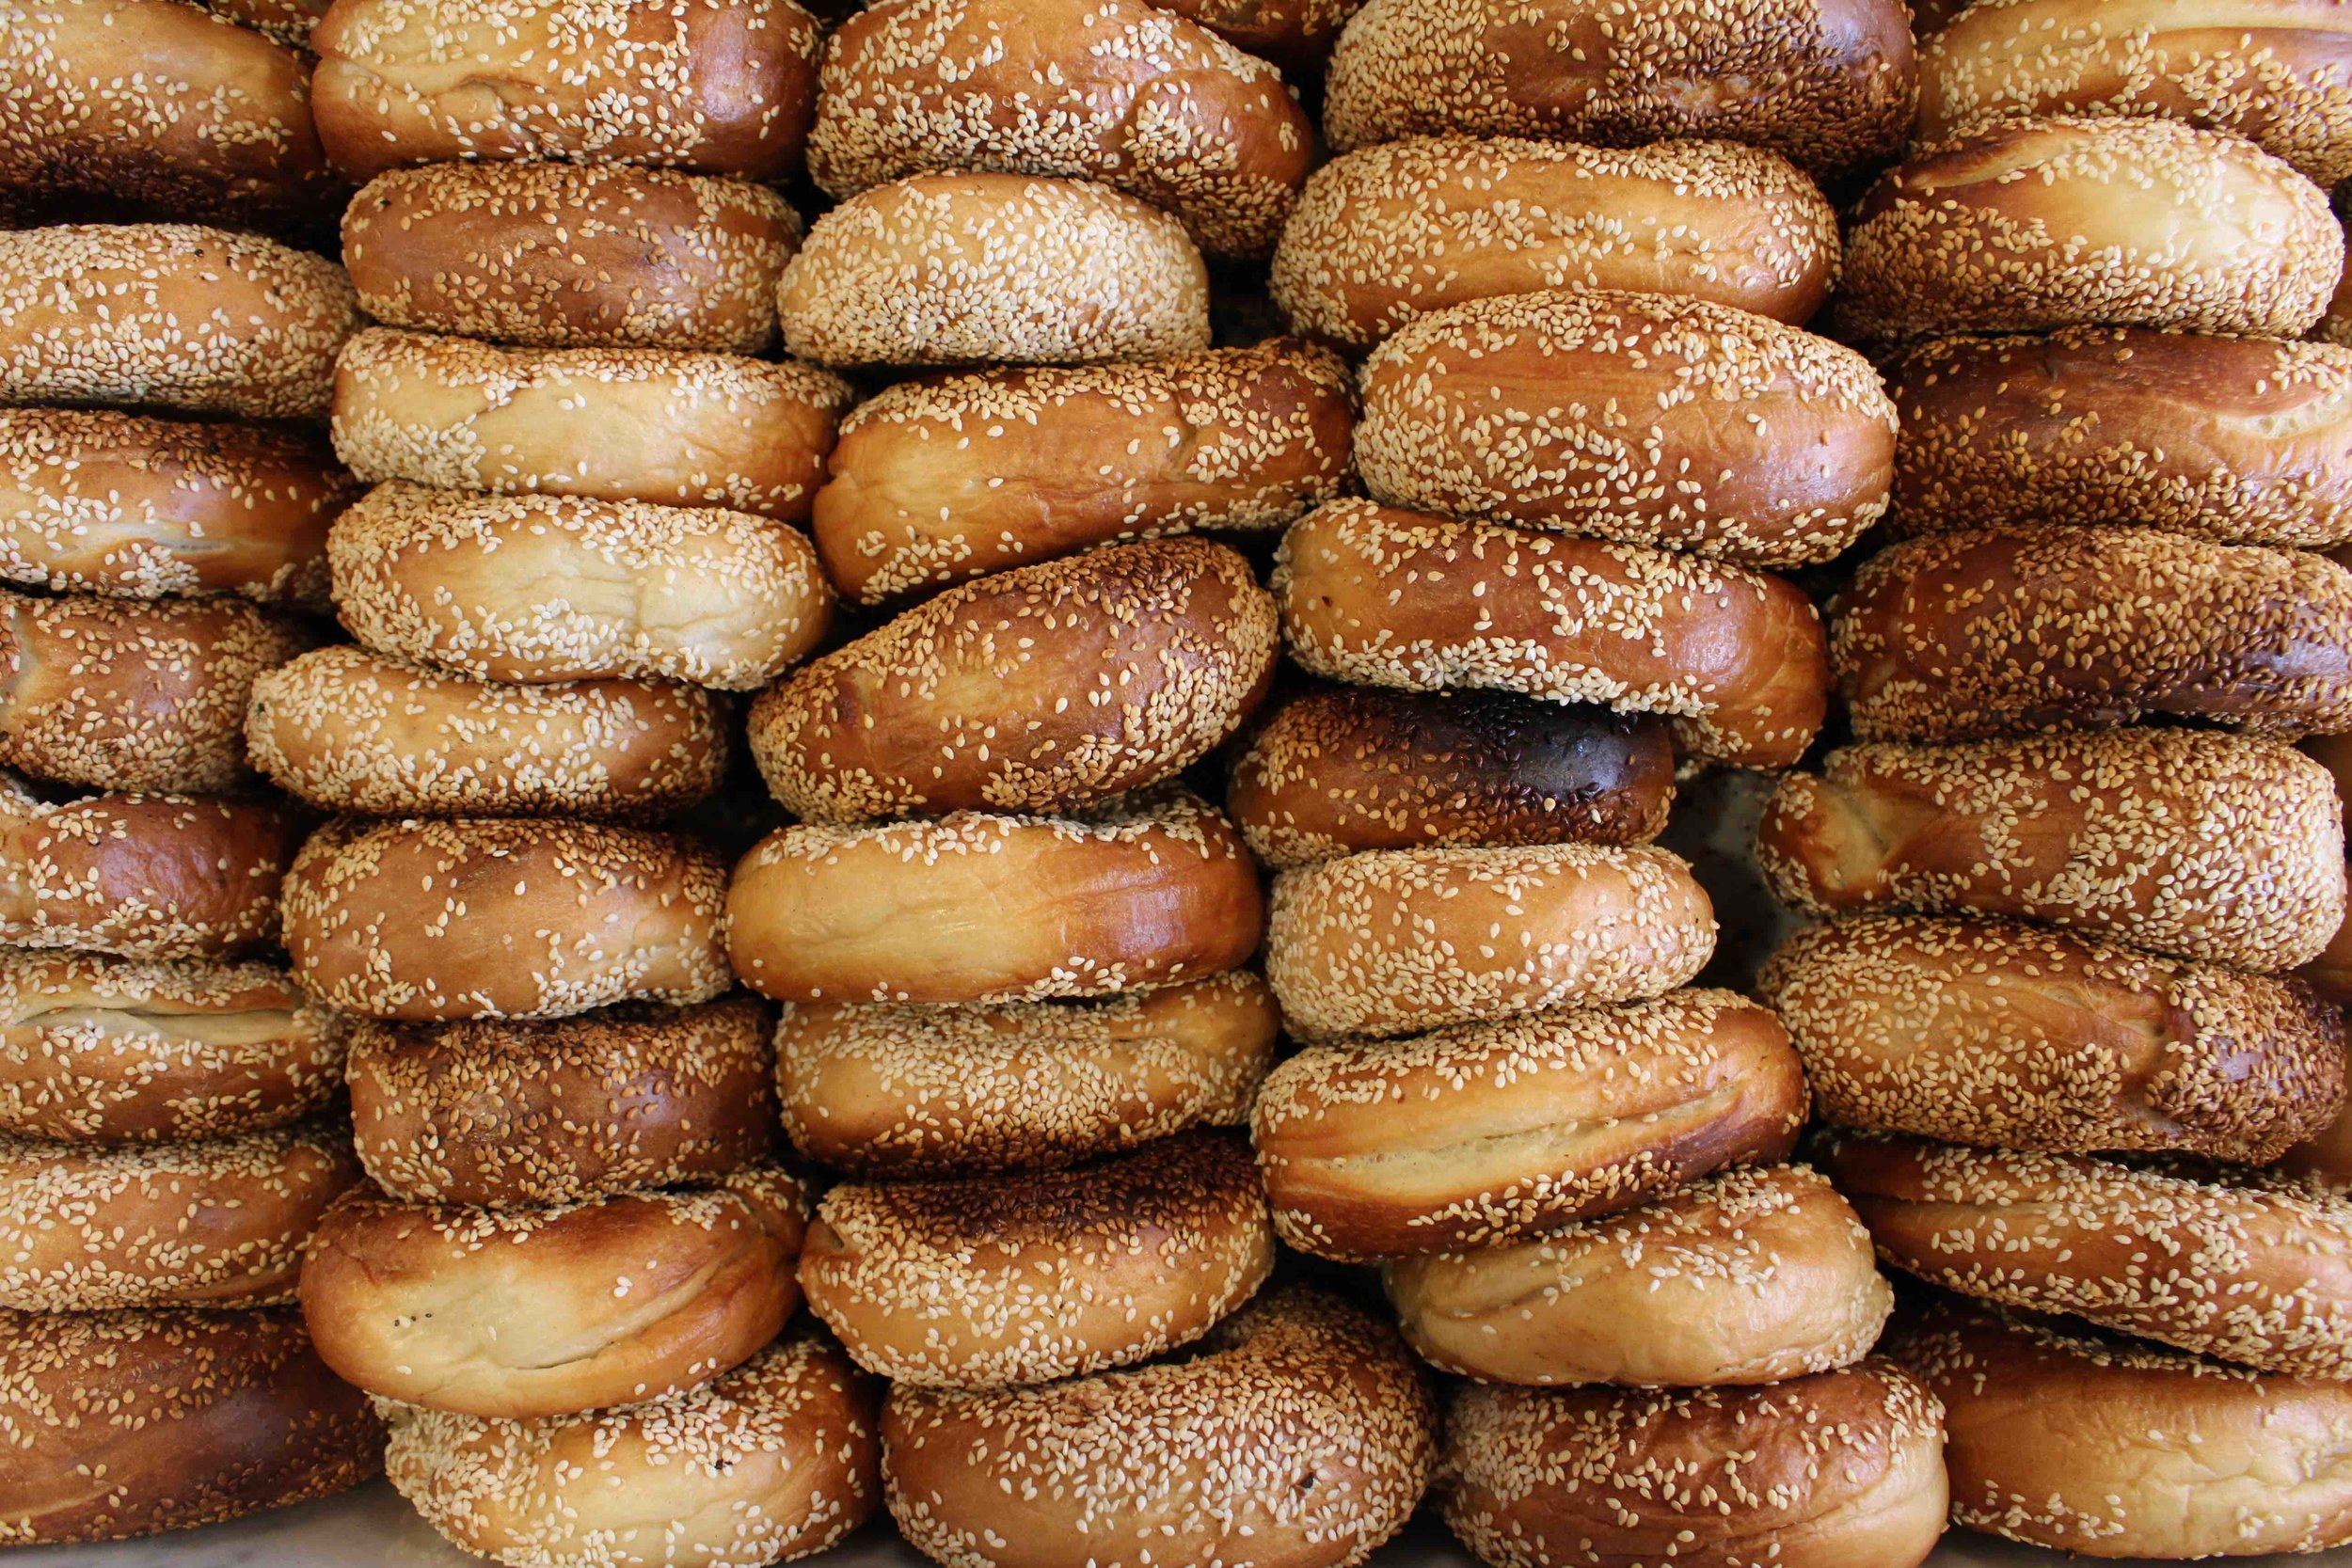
1889,327,2352,547
1264,843,1715,1040
1354,291,1895,567
1439,1366,1948,1568
0,1306,383,1545
1230,687,1675,869
342,164,799,352
246,645,729,822
883,1287,1436,1568
775,970,1276,1177
330,328,851,520
1388,1164,1891,1389
1841,115,2343,342
328,482,832,690
0,224,358,420
749,537,1275,822
2287,1093,2352,1192
1757,729,2348,971
311,0,821,182
808,0,1311,259
1762,915,2346,1164
1276,500,1829,770
347,997,773,1206
776,172,1210,368
1322,0,1916,177
1820,1131,2352,1380
0,950,350,1144
727,792,1263,1006
205,0,329,42
2305,729,2352,1006
382,1327,879,1568
0,1120,359,1311
811,338,1352,605
1150,0,1357,69
300,1166,809,1418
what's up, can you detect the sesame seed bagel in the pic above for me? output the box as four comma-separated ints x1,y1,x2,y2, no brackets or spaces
812,338,1352,605
1762,915,2346,1163
1230,687,1676,870
727,792,1263,1006
1356,292,1896,567
382,1326,879,1568
776,172,1211,368
1758,730,2347,971
347,997,774,1206
883,1287,1437,1568
210,0,330,43
2302,729,2352,1006
0,1305,384,1545
1890,1300,2352,1559
342,164,799,352
749,537,1276,822
0,950,350,1144
0,1119,359,1311
1276,501,1830,770
1890,327,2352,547
1439,1366,1948,1568
775,970,1276,1177
1836,526,2352,743
1840,116,2343,343
1151,0,1358,69
328,482,832,690
1272,136,1840,348
246,645,729,822
0,225,358,420
310,0,821,182
1387,1164,1891,1389
281,816,733,1022
330,328,851,520
1251,990,1805,1260
1264,843,1715,1041
803,1132,1273,1389
2325,254,2352,348
1322,0,1916,177
300,1166,808,1418
1821,1131,2352,1380
0,784,301,961
808,0,1312,260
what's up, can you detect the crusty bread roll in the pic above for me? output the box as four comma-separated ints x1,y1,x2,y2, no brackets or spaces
1388,1164,1891,1389
383,1327,878,1568
750,538,1275,821
1764,915,2345,1164
246,645,729,822
342,164,799,352
884,1288,1436,1568
812,339,1351,605
0,1306,383,1545
777,173,1210,368
311,0,821,182
0,1119,358,1310
301,1166,807,1418
1265,843,1715,1040
1277,500,1829,770
1274,137,1838,348
1890,327,2352,547
347,997,773,1206
1441,1365,1947,1568
1253,990,1805,1260
328,482,832,690
0,225,358,420
775,970,1276,1177
1841,116,2343,342
728,793,1263,1006
0,951,349,1143
1323,0,1915,176
331,328,850,520
1355,291,1895,566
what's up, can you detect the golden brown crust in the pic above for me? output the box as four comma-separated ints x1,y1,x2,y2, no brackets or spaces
1251,990,1807,1260
1276,500,1830,770
2303,728,2352,1006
